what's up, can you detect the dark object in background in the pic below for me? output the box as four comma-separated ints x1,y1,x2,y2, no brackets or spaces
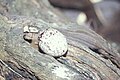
49,0,102,27
49,0,92,10
49,0,120,51
94,1,120,42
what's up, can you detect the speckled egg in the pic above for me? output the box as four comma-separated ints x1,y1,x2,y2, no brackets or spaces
38,28,68,57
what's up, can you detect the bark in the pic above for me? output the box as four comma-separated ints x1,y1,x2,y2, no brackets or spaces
0,0,120,80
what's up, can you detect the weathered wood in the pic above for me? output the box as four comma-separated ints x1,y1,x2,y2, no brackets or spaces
0,0,120,80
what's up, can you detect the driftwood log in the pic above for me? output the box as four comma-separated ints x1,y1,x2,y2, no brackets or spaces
0,0,120,80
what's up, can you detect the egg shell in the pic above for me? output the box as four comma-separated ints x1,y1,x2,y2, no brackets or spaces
38,28,68,57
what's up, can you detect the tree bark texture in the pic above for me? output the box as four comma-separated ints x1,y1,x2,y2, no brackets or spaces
0,0,120,80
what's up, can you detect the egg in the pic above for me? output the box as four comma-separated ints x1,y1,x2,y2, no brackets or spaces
38,28,68,57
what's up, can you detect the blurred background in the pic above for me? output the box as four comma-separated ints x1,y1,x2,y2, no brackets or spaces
48,0,120,52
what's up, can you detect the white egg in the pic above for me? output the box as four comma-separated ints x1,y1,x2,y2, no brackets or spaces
38,28,68,57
